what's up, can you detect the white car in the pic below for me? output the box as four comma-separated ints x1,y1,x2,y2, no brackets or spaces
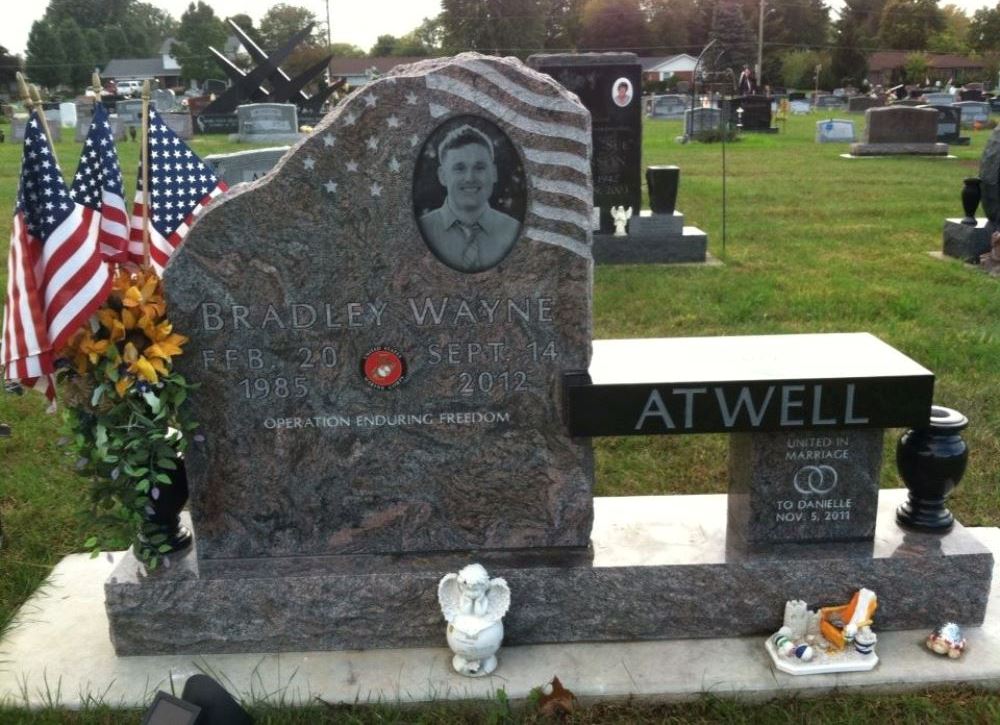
116,80,143,97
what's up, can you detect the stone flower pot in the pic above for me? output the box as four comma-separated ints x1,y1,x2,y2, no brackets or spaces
896,406,969,532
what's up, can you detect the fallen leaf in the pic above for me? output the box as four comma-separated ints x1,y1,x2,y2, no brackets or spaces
537,676,576,719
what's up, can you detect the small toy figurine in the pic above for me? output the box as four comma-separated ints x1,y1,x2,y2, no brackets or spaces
765,589,879,675
927,622,967,659
438,563,510,677
610,205,632,237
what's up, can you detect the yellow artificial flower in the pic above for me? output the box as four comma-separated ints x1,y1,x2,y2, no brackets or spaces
139,317,187,362
122,271,166,321
123,341,159,385
97,308,126,342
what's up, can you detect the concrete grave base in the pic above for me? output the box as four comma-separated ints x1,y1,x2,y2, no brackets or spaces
943,218,991,262
102,489,992,656
2,492,999,709
848,142,949,156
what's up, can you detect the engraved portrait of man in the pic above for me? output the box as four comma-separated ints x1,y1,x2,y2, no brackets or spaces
417,123,521,273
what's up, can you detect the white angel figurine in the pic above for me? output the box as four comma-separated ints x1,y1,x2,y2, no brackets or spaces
611,205,632,237
438,563,510,677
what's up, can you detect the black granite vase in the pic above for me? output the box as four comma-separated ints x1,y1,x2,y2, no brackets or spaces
142,461,193,553
896,406,969,532
961,177,981,226
646,165,680,215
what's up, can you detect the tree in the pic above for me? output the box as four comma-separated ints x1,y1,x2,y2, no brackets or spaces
172,1,228,83
927,4,969,53
370,34,400,56
0,46,23,91
441,0,547,56
578,0,648,53
760,0,829,87
545,0,586,50
59,18,92,89
26,19,64,89
328,43,366,58
969,5,1000,53
903,51,930,82
878,0,945,51
708,0,754,73
84,28,107,69
258,4,323,52
646,0,700,54
123,2,180,55
44,0,133,30
779,49,832,89
405,16,445,54
832,0,876,86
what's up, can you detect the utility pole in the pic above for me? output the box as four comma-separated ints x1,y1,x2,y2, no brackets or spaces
325,0,332,84
757,0,765,87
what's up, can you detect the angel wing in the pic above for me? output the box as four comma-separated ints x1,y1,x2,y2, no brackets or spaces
483,577,511,623
438,573,462,622
624,207,633,220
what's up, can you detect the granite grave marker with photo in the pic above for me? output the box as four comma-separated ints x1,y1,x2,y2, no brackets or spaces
528,52,641,233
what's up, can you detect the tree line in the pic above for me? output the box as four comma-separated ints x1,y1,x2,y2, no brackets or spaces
18,0,1000,93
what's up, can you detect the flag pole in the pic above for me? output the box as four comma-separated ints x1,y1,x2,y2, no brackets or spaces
27,83,60,170
140,80,152,270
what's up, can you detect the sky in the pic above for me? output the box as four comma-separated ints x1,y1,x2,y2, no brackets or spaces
1,0,997,57
0,0,444,56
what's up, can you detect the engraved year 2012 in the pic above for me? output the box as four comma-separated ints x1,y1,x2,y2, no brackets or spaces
458,371,528,395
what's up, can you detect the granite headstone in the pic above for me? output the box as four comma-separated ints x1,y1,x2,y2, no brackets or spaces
10,115,61,142
723,95,773,131
235,102,301,143
648,94,688,119
205,146,291,185
923,92,955,106
528,53,641,233
850,106,947,156
953,100,990,128
922,104,963,144
164,53,595,562
847,96,880,113
159,110,193,139
684,106,722,136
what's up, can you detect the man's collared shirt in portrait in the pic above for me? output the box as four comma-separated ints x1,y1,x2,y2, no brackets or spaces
419,198,520,272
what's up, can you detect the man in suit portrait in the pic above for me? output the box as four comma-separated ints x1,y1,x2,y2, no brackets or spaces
418,124,520,273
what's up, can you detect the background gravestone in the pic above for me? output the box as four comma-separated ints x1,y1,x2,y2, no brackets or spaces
953,100,990,128
528,53,641,233
10,115,61,142
815,119,855,143
684,106,722,136
847,96,879,113
165,53,595,562
723,95,773,132
159,110,193,139
235,102,301,143
850,106,947,156
205,146,290,185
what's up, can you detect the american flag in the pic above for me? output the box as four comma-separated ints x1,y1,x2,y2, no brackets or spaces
70,103,128,263
128,110,227,273
2,111,112,401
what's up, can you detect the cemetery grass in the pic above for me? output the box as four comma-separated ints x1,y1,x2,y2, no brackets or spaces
0,115,998,721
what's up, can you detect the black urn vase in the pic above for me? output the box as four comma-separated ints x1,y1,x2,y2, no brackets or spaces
896,406,969,532
142,461,193,553
961,177,981,226
646,165,680,215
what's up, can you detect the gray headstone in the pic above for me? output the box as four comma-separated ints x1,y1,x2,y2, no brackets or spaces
980,126,1000,224
74,112,126,143
236,103,301,143
116,98,148,129
863,106,938,144
159,110,193,139
923,104,962,143
10,115,61,143
815,118,856,143
648,94,689,119
164,53,595,562
205,146,290,185
923,92,955,106
152,88,180,111
684,106,722,136
728,429,884,547
953,101,990,127
847,96,880,113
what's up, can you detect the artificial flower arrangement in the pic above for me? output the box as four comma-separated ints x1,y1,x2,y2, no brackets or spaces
59,266,196,569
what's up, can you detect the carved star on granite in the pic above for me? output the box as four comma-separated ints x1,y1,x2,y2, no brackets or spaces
366,136,379,151
370,182,383,197
346,160,359,172
363,93,377,108
343,111,357,126
387,115,400,128
389,157,401,172
303,157,316,170
324,180,338,194
323,134,336,147
406,92,418,105
410,134,420,147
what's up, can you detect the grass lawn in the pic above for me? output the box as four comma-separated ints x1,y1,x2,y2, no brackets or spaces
1,111,999,722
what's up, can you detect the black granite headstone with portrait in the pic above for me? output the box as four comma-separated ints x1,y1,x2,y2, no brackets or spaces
528,53,641,233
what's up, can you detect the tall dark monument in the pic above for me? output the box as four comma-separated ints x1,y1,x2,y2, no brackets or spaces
529,53,642,233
